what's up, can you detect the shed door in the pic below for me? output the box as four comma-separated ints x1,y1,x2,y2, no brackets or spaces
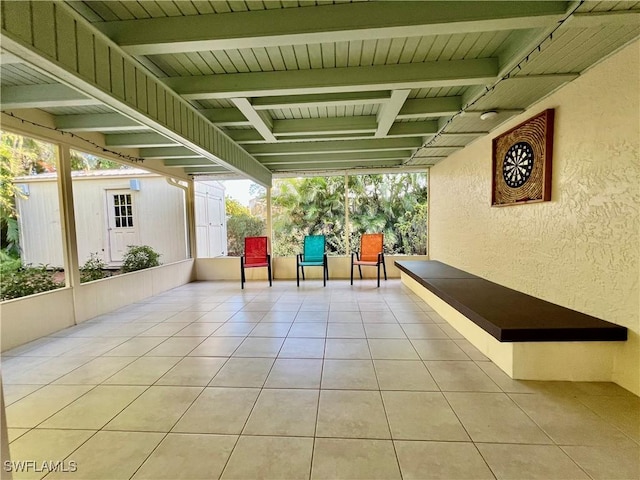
106,190,137,262
207,190,225,257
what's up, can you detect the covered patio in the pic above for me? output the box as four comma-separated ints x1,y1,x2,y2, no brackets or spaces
4,280,638,479
1,1,639,478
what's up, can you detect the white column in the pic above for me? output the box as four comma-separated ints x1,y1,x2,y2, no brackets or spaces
56,144,81,310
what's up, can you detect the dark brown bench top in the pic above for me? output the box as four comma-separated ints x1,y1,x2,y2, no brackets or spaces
395,260,627,342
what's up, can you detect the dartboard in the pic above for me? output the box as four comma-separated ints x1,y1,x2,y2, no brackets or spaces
502,141,534,188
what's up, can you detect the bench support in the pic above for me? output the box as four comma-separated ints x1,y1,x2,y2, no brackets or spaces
401,273,619,382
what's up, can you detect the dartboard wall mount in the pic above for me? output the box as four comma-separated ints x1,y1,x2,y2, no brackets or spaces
491,109,554,206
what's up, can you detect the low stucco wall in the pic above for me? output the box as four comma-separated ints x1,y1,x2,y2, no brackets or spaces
1,259,195,352
195,255,428,281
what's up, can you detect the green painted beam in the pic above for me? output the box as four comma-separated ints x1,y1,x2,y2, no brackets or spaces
164,158,222,168
55,113,149,132
1,1,271,186
96,1,567,55
397,97,462,119
105,132,178,148
247,138,422,156
273,116,378,136
376,90,410,137
259,150,413,165
568,10,640,28
165,59,499,100
251,91,391,110
199,108,251,126
1,84,101,109
231,98,276,142
387,122,439,137
140,147,201,159
270,160,404,171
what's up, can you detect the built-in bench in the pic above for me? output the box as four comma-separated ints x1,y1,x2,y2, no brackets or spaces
395,260,627,381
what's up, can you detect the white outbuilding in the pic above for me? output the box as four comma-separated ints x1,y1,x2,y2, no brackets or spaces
14,169,226,268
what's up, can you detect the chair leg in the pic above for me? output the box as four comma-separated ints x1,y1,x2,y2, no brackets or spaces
350,261,354,285
240,259,244,289
296,263,300,287
267,262,272,287
301,266,305,280
323,262,326,287
382,259,387,281
358,264,363,279
377,262,380,288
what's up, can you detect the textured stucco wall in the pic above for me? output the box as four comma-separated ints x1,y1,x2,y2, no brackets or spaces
429,40,639,395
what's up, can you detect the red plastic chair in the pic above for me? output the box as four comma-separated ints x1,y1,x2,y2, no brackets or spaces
351,233,387,287
241,236,272,289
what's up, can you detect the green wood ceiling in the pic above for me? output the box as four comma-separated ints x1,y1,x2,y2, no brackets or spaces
1,1,639,183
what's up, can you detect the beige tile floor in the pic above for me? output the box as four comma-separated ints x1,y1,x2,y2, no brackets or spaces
2,279,639,480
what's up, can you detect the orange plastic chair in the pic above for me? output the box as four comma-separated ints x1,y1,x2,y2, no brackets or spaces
240,236,272,289
351,233,387,287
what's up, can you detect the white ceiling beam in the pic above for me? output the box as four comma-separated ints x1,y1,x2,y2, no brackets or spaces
251,92,391,110
247,138,422,156
95,1,567,55
164,158,226,168
0,51,23,64
273,117,378,136
140,147,202,159
55,113,149,132
397,97,462,119
183,166,246,174
105,133,178,148
1,84,102,109
375,90,411,138
230,98,277,143
165,59,499,100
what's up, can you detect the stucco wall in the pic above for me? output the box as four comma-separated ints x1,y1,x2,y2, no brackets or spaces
429,41,639,395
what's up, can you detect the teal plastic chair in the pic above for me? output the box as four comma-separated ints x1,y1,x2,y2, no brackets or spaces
297,235,328,287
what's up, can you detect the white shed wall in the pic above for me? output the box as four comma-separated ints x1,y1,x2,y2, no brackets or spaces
15,174,189,268
16,180,65,268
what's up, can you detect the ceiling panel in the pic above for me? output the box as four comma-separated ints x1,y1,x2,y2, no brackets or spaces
2,0,638,179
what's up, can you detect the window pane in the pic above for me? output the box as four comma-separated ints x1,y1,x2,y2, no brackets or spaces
272,176,346,256
348,173,428,255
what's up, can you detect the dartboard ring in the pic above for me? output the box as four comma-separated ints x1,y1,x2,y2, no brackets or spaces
502,141,534,188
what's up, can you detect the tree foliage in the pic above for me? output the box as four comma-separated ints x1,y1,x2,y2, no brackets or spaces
268,173,428,256
226,214,265,256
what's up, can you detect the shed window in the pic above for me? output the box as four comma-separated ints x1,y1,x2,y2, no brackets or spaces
113,194,133,228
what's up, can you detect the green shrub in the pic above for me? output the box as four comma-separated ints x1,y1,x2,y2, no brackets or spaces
0,249,21,276
121,245,161,273
80,252,107,283
0,264,63,301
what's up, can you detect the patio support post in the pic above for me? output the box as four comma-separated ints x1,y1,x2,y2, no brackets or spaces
186,180,197,259
344,172,350,257
57,144,81,322
266,186,274,279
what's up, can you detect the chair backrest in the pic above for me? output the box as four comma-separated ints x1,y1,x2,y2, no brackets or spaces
360,233,384,262
244,236,268,265
303,235,325,262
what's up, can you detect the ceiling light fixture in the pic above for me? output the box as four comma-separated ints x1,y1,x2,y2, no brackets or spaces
480,110,498,121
